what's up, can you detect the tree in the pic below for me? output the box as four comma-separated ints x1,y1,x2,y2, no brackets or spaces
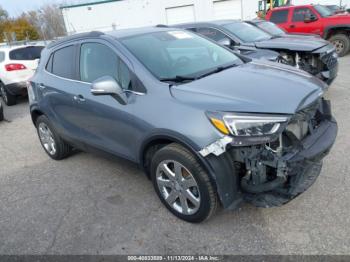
26,4,66,39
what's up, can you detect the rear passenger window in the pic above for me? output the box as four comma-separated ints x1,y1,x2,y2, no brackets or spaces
51,45,76,79
270,10,289,24
292,8,316,22
80,43,119,83
9,46,44,60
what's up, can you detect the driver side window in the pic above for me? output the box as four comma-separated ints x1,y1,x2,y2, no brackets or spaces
80,42,132,90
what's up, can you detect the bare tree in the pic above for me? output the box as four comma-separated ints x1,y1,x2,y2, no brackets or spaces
24,4,66,39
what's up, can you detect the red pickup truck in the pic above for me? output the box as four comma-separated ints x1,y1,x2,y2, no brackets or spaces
266,4,350,57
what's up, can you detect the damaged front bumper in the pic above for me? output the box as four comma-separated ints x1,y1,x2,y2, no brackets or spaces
199,99,337,209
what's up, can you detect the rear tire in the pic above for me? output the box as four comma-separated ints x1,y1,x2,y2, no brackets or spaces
150,143,217,223
0,83,16,106
36,115,72,160
0,102,3,121
329,33,350,57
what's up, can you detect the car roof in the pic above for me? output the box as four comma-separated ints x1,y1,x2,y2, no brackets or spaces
175,19,242,28
46,26,187,49
106,26,175,38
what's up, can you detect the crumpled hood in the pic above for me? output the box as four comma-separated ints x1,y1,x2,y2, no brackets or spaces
170,61,326,114
253,36,328,52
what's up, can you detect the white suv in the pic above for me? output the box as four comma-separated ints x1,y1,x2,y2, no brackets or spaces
0,45,44,106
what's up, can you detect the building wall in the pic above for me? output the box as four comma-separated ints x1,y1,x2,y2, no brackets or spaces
62,0,261,35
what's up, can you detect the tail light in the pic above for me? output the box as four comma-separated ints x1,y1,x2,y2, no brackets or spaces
5,63,27,71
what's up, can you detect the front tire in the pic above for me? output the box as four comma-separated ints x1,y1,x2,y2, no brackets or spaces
36,115,72,160
329,34,350,57
150,143,217,223
0,83,16,106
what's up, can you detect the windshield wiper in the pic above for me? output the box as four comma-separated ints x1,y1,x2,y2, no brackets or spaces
159,75,196,83
196,63,239,79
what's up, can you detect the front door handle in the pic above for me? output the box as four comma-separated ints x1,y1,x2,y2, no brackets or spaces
38,83,46,89
290,24,296,28
73,94,86,102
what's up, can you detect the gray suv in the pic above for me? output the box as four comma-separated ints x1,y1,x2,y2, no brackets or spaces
29,27,337,223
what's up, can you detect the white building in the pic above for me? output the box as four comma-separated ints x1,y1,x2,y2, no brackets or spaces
61,0,259,34
61,0,350,35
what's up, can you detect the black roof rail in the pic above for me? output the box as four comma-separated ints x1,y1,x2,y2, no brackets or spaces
47,31,104,49
156,24,168,28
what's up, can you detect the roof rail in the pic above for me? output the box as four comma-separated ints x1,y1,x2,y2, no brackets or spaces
156,24,168,28
47,31,104,49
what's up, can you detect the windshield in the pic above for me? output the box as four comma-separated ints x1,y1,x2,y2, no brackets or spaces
223,22,272,42
256,21,286,36
314,5,333,17
121,30,242,80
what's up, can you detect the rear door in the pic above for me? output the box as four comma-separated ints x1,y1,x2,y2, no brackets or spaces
288,6,322,35
40,44,87,143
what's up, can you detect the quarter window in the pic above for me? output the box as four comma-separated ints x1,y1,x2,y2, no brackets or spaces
51,45,76,79
80,43,119,83
292,8,316,22
270,10,289,24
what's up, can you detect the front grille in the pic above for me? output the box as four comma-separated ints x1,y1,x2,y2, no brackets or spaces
321,51,337,70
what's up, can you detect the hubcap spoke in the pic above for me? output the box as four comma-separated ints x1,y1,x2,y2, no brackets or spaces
174,162,182,181
179,194,189,215
184,189,200,208
160,163,176,180
165,190,179,205
157,177,173,188
182,177,197,189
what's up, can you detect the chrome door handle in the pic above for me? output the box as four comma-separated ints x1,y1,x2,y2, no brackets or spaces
38,83,46,89
73,94,86,102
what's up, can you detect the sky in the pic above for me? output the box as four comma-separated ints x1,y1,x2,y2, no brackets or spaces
0,0,86,17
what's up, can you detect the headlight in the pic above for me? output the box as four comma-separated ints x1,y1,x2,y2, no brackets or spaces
207,112,289,137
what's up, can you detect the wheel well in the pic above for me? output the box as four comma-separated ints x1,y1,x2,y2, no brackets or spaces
31,109,44,125
142,138,176,177
326,28,350,39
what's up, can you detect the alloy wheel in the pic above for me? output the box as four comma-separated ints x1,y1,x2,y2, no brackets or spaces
332,39,345,54
38,122,57,156
156,160,201,215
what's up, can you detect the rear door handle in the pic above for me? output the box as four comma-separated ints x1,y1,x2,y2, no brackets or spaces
73,94,86,102
38,83,46,89
290,24,296,28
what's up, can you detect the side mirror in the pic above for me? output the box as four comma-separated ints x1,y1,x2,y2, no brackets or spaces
91,76,127,105
218,38,232,47
304,13,317,23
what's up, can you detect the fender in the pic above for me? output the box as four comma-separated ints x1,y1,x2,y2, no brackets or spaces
139,129,243,209
324,25,350,39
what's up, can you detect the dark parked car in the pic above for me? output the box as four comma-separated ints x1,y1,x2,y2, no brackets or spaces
176,20,338,84
29,27,337,223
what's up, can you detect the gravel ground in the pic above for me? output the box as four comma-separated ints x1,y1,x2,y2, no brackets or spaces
0,57,349,255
